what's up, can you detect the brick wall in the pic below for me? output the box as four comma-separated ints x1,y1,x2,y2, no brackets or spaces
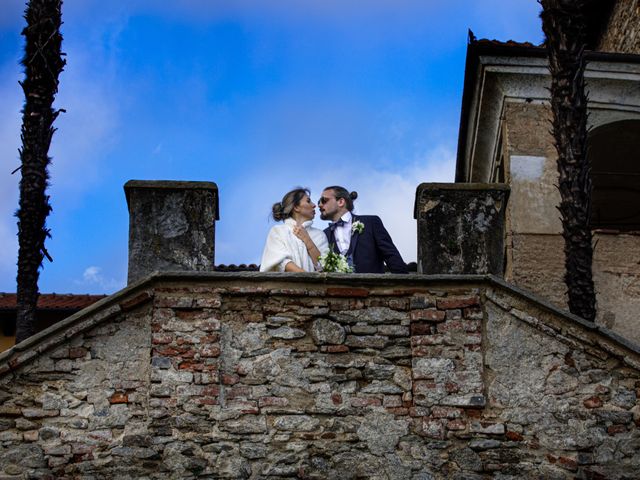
0,274,638,479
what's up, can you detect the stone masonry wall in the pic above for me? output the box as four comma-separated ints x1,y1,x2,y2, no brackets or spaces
0,275,638,479
597,0,640,55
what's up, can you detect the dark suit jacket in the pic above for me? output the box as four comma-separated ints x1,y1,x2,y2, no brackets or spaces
324,215,408,274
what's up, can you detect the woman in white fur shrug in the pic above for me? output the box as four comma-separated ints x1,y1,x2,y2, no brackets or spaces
259,188,329,272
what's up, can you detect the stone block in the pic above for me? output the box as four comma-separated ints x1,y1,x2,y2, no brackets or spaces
377,325,410,337
361,381,404,394
422,418,446,439
222,416,267,434
411,309,446,322
21,408,59,418
351,324,378,335
412,358,455,379
124,180,218,283
345,335,387,349
356,412,409,454
441,394,486,409
23,430,39,442
414,183,509,275
470,421,505,435
273,415,320,431
469,439,501,450
268,326,306,339
410,295,436,309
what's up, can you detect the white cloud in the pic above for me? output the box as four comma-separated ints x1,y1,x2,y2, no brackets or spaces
77,265,123,291
352,146,456,263
216,145,456,266
82,266,101,283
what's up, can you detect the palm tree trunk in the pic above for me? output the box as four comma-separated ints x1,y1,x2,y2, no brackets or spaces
15,0,65,344
540,0,596,321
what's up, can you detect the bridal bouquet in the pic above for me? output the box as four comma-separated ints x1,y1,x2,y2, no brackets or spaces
318,250,353,273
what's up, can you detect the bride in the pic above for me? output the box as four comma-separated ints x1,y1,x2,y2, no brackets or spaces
260,188,329,272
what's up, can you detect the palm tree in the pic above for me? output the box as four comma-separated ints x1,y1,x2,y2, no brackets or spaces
540,0,596,321
15,0,65,344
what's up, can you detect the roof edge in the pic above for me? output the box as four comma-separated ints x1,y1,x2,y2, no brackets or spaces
455,40,640,183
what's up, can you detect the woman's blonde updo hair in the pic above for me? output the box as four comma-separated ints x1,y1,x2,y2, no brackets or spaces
272,187,310,221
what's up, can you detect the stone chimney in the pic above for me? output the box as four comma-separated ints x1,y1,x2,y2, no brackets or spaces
124,180,219,284
414,183,509,275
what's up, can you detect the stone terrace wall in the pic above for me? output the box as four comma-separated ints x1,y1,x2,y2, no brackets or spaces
0,274,638,479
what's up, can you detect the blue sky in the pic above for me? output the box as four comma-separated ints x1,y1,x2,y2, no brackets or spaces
0,0,543,294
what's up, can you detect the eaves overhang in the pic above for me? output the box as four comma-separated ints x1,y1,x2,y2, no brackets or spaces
455,40,640,183
455,41,545,183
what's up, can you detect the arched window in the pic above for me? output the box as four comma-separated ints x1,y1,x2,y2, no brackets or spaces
588,120,640,230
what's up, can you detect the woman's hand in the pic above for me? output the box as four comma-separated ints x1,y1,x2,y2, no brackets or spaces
292,225,312,245
292,225,321,264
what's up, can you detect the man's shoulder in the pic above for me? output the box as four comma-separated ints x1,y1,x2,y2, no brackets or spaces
354,215,382,224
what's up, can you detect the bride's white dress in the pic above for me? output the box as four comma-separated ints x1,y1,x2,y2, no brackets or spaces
259,218,329,272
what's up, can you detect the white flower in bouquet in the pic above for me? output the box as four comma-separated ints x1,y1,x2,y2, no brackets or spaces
318,250,354,273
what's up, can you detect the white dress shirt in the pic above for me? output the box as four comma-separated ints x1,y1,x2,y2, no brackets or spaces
334,212,353,255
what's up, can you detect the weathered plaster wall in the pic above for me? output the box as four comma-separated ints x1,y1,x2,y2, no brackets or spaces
597,0,640,55
0,275,638,479
503,103,560,236
592,232,640,341
502,103,566,311
501,101,640,343
507,234,567,309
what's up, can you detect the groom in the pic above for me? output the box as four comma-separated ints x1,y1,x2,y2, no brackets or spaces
319,186,408,274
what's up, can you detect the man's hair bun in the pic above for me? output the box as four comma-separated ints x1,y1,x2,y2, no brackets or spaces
349,191,358,200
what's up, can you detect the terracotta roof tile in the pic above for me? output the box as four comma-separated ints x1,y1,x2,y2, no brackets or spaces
0,293,106,311
473,38,541,49
214,264,260,272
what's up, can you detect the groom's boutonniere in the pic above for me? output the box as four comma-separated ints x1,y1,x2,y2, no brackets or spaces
352,221,365,234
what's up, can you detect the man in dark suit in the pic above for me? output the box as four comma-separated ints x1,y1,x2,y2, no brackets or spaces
319,186,408,274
